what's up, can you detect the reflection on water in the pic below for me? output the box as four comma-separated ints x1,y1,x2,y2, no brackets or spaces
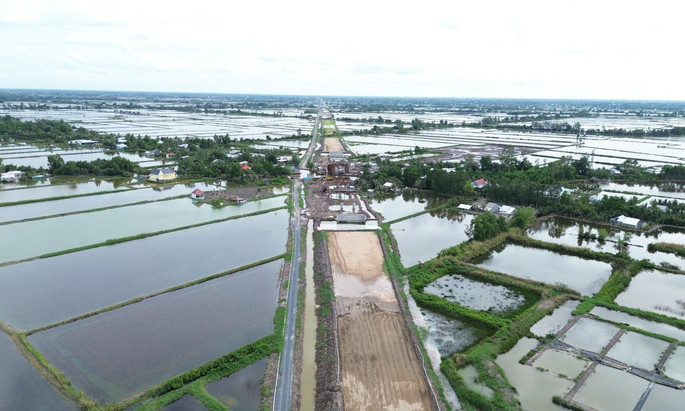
205,359,267,410
606,331,669,370
368,190,448,222
574,365,647,411
615,270,685,319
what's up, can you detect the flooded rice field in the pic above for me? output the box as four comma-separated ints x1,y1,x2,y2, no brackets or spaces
574,365,649,410
161,395,207,411
367,191,448,222
663,347,685,382
0,181,220,223
0,179,131,204
533,349,588,379
560,317,620,353
590,306,685,341
205,358,267,410
418,308,491,358
642,384,685,411
614,269,685,319
0,331,75,410
424,274,528,316
474,244,612,295
392,210,473,267
528,217,685,270
29,260,281,403
495,337,569,410
529,300,579,337
0,195,286,263
0,210,287,329
2,150,153,169
0,108,314,140
605,331,669,370
601,182,685,200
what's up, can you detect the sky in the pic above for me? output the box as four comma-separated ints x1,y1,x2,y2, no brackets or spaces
1,0,683,100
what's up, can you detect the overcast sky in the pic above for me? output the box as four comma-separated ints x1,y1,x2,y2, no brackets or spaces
1,0,683,100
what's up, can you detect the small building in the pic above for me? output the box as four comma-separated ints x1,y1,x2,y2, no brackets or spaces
190,188,204,199
336,213,367,224
241,163,251,170
227,195,246,204
611,215,643,229
115,143,128,150
499,205,516,217
484,202,500,213
1,170,23,183
148,168,177,182
68,139,97,146
458,204,472,211
165,153,175,159
472,178,488,189
382,182,394,189
145,150,162,158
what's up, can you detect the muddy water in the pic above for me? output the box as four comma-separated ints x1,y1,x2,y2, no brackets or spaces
530,300,579,337
590,306,685,341
615,270,685,319
392,211,473,267
424,273,526,316
0,210,288,330
0,195,287,263
0,331,76,410
663,347,685,382
300,220,316,411
533,349,588,379
29,260,281,403
495,337,569,410
474,244,612,296
205,358,267,410
573,365,647,411
561,317,620,353
606,331,669,370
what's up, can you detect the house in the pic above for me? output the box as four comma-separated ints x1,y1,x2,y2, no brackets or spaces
144,150,162,158
611,215,643,229
458,204,472,211
190,188,204,199
241,163,251,170
68,139,97,146
499,205,516,217
165,153,175,159
484,202,500,213
472,178,488,189
148,168,177,182
115,143,128,150
336,213,367,224
227,195,246,204
383,182,394,188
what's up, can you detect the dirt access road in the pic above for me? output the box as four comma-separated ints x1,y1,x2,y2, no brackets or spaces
328,232,434,410
323,137,345,153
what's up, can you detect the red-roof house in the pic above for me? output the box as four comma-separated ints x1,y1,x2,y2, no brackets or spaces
472,178,488,189
190,188,205,199
241,163,251,170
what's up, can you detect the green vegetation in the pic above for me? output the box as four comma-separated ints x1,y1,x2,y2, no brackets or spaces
467,212,509,241
47,154,138,177
648,242,685,257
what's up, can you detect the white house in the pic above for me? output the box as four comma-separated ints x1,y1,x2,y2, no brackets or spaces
499,205,516,217
458,204,472,211
611,215,643,229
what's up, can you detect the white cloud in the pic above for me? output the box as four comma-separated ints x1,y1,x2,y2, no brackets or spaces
0,0,683,99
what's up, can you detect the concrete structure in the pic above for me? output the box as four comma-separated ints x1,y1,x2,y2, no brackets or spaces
327,161,349,176
484,202,500,213
148,168,177,182
336,213,367,224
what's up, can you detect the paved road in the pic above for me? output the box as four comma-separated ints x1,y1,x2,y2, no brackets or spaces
273,181,302,411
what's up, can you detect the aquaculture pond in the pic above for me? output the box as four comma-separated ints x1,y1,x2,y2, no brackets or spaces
590,306,685,341
530,300,579,337
161,395,206,411
473,244,612,296
418,308,492,358
0,179,131,204
391,210,473,267
528,217,685,270
495,337,569,410
606,331,669,370
0,331,76,410
0,209,288,329
560,317,620,353
458,366,493,398
423,274,529,317
601,182,685,201
533,349,588,379
29,260,281,403
0,181,221,223
642,384,685,411
0,195,286,263
205,358,267,409
614,269,685,320
367,190,448,222
573,365,648,411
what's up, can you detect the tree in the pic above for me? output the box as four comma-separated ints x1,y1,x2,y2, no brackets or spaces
468,212,508,241
47,154,65,174
511,206,536,229
480,155,493,171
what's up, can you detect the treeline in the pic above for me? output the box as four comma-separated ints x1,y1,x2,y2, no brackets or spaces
0,115,102,143
47,154,137,176
176,150,291,184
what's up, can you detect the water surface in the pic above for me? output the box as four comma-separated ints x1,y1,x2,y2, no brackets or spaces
573,365,647,411
205,359,267,410
560,317,619,353
606,331,669,370
615,270,685,319
29,260,281,403
590,306,685,341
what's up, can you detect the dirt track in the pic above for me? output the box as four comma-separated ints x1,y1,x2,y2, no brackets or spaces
324,138,345,153
328,232,433,411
